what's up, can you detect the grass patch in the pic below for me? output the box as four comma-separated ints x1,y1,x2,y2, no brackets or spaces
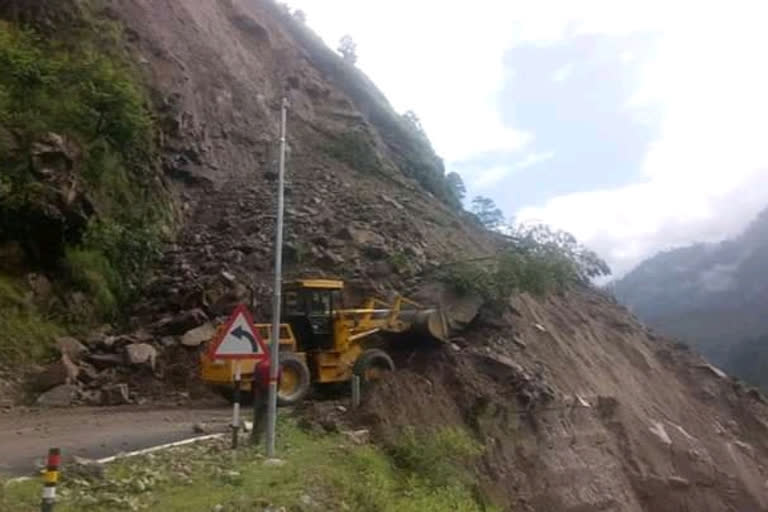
0,275,62,364
0,418,494,511
0,13,172,326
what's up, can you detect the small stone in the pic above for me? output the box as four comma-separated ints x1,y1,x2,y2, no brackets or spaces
212,505,224,512
154,308,209,335
193,422,210,434
534,323,547,333
87,353,125,369
335,405,348,413
342,429,370,445
78,389,103,406
102,383,130,405
160,336,178,347
70,456,106,480
221,271,236,283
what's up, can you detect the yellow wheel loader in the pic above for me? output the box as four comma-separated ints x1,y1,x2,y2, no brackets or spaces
200,279,447,405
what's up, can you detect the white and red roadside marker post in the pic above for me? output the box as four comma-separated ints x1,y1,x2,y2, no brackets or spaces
207,304,269,450
40,447,60,512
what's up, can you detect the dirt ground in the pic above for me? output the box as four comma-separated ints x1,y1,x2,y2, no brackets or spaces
0,404,232,476
360,290,768,511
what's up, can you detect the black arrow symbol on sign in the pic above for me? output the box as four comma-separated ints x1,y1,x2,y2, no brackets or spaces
231,326,259,353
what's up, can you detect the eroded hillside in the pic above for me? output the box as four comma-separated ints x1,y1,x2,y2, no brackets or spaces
1,2,768,511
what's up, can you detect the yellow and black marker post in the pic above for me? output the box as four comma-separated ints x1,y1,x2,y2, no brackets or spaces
41,447,60,512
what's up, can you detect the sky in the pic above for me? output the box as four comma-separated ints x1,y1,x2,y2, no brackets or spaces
287,0,768,276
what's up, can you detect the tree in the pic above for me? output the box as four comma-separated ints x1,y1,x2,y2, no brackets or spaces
292,9,307,23
446,172,466,202
338,35,358,65
471,196,505,230
403,110,424,134
509,224,611,281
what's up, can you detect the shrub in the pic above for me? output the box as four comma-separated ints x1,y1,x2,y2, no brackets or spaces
440,224,610,301
323,131,382,174
0,18,170,322
0,276,62,363
388,426,483,489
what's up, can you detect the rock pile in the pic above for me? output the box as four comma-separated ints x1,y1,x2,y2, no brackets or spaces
32,318,212,406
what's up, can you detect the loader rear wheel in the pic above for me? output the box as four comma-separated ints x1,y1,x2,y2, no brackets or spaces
278,353,311,406
353,349,395,385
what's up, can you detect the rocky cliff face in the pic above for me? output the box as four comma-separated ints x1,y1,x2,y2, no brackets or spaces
3,1,768,510
112,0,495,324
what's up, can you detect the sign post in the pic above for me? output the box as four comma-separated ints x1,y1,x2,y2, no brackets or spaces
208,304,269,449
266,97,289,458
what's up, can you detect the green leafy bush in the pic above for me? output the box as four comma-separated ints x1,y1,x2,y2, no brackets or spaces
441,224,611,301
0,19,170,323
0,276,62,363
323,131,382,174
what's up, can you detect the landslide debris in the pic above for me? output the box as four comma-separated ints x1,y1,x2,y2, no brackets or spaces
4,3,768,511
360,289,768,511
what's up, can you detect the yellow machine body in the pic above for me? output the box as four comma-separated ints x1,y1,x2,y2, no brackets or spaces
200,279,446,397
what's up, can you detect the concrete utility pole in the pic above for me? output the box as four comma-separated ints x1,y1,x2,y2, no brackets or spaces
266,97,289,458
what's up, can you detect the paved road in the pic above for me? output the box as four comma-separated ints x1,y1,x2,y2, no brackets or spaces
0,405,232,476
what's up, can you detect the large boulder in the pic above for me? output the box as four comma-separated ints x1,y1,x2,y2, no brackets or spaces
101,384,130,405
152,308,209,335
37,384,76,407
33,355,79,392
55,336,88,362
181,322,216,347
338,225,389,260
124,343,158,370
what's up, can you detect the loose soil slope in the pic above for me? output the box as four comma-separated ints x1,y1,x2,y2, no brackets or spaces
362,290,768,511
113,0,497,327
5,3,768,510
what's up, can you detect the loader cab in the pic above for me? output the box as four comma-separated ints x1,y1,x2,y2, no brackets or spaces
282,279,343,351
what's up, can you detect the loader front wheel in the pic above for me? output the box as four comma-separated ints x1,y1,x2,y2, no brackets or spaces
278,353,311,406
353,349,395,385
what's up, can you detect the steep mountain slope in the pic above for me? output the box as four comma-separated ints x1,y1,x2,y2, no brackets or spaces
111,0,498,325
2,2,768,510
362,290,768,511
613,206,768,379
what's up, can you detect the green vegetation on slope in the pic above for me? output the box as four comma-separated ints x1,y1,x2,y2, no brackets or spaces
442,223,611,301
0,6,172,363
0,275,63,363
0,418,493,512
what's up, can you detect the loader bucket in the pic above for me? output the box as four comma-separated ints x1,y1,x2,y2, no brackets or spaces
395,309,449,342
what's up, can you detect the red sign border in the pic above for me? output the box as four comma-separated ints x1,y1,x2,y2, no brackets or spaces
207,304,269,361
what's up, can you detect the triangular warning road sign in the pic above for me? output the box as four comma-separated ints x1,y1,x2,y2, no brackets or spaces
208,304,269,360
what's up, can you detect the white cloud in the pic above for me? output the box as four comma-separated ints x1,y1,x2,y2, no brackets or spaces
518,152,555,169
471,166,510,189
289,0,768,274
552,63,574,82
